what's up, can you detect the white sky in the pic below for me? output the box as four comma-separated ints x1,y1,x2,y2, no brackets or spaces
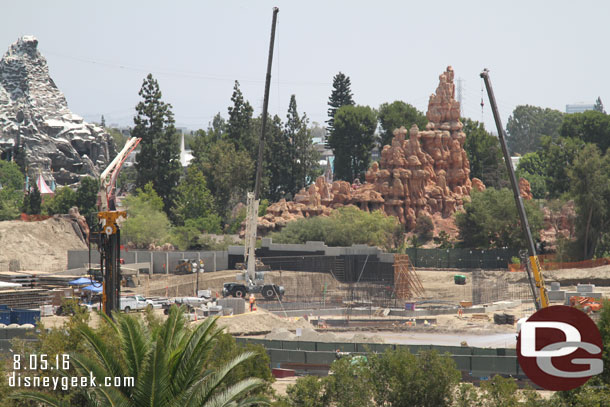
2,0,609,132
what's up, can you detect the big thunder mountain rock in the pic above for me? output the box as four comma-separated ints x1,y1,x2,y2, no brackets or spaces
254,66,484,236
0,36,115,187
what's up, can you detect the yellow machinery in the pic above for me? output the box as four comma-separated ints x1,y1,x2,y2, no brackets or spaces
480,70,549,310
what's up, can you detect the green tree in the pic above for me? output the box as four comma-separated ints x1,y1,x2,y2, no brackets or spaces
76,176,100,227
378,101,427,147
326,72,354,135
597,299,610,384
369,349,460,407
594,96,606,114
515,152,548,199
42,186,77,215
462,118,508,189
455,188,543,249
0,160,24,190
414,215,434,242
272,206,401,249
15,308,267,407
479,375,520,407
538,136,585,197
107,127,127,151
171,167,215,226
0,161,24,220
24,183,41,215
133,73,181,214
263,113,291,201
227,80,255,159
506,105,564,154
285,375,327,407
197,139,254,218
328,105,377,182
568,144,610,259
325,356,373,407
560,109,610,152
285,95,320,195
122,183,171,248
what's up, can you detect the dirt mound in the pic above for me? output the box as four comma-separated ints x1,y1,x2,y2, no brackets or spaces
0,216,86,272
210,308,312,334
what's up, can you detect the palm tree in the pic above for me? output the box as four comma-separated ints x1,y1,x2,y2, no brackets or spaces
15,307,268,407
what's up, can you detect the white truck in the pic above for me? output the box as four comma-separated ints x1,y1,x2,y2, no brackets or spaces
120,295,154,313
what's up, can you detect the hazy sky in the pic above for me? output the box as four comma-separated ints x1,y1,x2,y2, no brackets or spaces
2,1,609,132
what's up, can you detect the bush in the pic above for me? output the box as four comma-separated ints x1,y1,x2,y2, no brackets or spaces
414,215,434,242
455,188,543,249
271,206,402,249
122,183,170,247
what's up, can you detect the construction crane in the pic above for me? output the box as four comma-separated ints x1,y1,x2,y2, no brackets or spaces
222,7,285,301
480,69,549,311
97,137,141,316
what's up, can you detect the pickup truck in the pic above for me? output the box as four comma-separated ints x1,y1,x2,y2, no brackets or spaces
120,295,154,313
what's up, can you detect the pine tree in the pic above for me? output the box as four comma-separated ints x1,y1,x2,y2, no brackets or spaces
100,115,106,127
285,95,320,195
133,74,181,215
326,72,354,134
328,105,377,182
25,183,41,215
594,97,606,114
227,81,255,159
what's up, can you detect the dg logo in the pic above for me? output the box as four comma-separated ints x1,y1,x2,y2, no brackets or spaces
517,305,603,391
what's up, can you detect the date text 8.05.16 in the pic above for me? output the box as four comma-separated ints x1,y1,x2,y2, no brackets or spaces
13,354,70,371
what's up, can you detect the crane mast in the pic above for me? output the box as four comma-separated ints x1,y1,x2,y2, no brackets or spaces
480,69,549,310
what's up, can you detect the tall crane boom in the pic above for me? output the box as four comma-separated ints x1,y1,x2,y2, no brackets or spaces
480,69,549,310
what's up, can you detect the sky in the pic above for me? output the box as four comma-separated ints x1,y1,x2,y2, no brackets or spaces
2,0,609,132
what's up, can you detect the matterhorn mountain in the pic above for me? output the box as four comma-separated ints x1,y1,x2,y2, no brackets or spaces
0,36,115,186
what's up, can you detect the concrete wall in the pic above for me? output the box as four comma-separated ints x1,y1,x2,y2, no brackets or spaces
68,250,229,274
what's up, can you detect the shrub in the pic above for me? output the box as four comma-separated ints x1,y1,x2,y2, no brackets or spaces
414,215,434,242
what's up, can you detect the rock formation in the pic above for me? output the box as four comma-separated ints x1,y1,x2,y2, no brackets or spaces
519,178,533,200
257,66,483,234
0,36,115,186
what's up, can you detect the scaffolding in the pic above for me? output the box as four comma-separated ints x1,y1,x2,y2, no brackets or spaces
392,255,425,300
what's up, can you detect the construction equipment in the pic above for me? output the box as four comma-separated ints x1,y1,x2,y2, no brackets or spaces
223,7,284,301
97,137,142,316
569,296,603,314
480,69,549,310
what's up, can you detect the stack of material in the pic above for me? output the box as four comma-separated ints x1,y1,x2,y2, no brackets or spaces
0,288,51,309
218,298,246,315
0,271,38,287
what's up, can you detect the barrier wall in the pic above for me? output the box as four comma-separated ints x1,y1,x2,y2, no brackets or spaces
235,338,521,378
68,250,228,274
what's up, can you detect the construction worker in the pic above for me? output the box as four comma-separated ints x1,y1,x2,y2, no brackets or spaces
249,293,256,312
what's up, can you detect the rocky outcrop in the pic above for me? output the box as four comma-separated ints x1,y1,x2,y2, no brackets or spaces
256,66,483,234
519,178,533,200
0,36,115,186
540,201,576,250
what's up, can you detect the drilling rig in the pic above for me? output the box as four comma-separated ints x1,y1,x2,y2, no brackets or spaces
97,137,141,316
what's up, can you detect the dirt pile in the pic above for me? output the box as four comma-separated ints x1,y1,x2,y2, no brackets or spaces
210,308,312,334
0,216,87,272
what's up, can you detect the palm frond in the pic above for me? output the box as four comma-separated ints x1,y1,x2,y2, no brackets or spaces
118,313,150,379
132,340,171,407
9,391,68,407
188,351,260,407
160,305,187,351
71,351,134,402
200,378,268,407
78,323,126,379
169,316,221,391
